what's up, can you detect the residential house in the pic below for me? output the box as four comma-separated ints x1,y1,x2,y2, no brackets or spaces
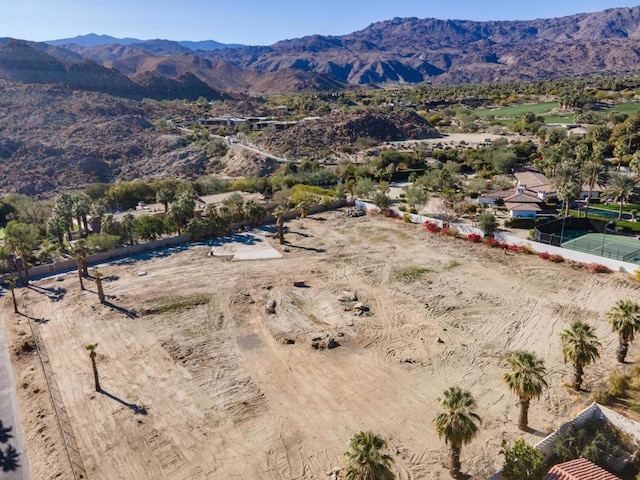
543,458,621,480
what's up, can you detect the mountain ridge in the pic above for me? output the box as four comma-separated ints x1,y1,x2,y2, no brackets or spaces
5,6,640,95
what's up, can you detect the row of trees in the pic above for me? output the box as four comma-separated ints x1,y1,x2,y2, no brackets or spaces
339,298,640,479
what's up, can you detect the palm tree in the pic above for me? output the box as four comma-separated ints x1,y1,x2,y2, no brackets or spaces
93,269,106,304
297,199,312,219
71,241,88,291
613,142,629,172
552,162,579,218
343,431,394,480
85,343,101,392
502,351,548,431
6,276,18,313
560,321,601,391
603,173,639,221
607,299,640,363
582,158,607,217
274,206,286,245
433,386,482,479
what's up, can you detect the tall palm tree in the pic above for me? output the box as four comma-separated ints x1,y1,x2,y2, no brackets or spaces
607,299,640,363
502,351,548,431
433,386,481,479
603,173,639,221
6,276,18,313
274,206,286,245
552,162,579,218
93,269,106,304
582,158,607,217
85,343,101,392
560,321,601,391
343,431,394,480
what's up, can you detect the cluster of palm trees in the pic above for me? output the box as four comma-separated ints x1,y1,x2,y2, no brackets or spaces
341,298,640,480
549,139,639,222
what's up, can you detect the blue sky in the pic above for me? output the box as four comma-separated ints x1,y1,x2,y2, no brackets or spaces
2,0,639,45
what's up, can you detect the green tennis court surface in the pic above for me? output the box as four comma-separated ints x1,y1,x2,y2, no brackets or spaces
562,232,640,262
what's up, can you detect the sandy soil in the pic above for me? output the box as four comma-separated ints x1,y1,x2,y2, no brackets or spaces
4,208,640,479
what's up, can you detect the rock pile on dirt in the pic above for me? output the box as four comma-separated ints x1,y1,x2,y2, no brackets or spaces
353,302,371,316
311,335,340,350
345,207,366,218
337,290,358,302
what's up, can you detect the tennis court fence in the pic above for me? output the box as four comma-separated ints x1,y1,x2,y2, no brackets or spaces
562,237,640,263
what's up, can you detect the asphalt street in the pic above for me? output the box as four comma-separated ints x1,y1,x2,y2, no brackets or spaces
0,309,29,480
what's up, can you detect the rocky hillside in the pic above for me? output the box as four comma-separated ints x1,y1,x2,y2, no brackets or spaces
0,82,224,195
256,109,439,158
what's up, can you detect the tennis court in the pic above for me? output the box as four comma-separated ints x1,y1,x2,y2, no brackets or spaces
562,232,640,262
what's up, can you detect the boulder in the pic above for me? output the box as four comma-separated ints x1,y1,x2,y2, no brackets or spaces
337,290,358,302
266,299,277,314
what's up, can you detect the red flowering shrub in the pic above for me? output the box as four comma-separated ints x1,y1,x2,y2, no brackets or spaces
468,234,482,243
508,244,520,252
425,222,441,233
549,254,565,263
441,227,450,236
587,263,610,273
538,252,550,260
485,238,501,248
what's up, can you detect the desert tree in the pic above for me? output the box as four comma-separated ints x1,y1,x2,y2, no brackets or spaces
476,211,497,236
4,221,39,286
433,386,481,479
502,351,548,430
499,439,547,480
606,299,640,363
560,321,601,391
402,185,429,213
343,431,394,480
373,191,391,212
85,343,101,392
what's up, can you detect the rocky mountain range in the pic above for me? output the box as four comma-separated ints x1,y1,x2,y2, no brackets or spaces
1,7,640,97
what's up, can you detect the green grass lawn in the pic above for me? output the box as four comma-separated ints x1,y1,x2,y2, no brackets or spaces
474,101,558,119
605,102,640,115
587,203,640,213
475,101,640,124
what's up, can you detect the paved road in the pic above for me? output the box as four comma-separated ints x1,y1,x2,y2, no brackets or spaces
0,310,29,480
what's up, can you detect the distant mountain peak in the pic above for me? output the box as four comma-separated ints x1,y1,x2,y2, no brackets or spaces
46,33,245,51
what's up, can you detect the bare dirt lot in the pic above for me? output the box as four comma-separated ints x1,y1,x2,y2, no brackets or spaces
4,209,640,479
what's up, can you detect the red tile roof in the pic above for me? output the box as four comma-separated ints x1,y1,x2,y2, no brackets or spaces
504,202,542,212
543,458,621,480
